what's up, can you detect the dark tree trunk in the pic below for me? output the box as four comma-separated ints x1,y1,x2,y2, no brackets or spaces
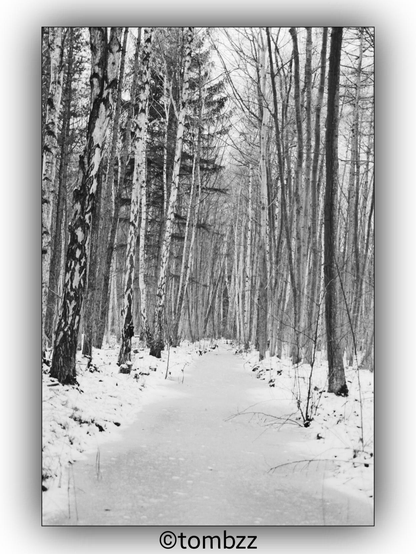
91,28,128,350
324,27,348,396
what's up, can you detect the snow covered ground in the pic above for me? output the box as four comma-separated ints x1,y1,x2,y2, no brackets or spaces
42,338,373,519
42,338,201,492
239,347,374,501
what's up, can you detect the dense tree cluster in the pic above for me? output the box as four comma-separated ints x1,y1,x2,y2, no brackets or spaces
41,27,374,392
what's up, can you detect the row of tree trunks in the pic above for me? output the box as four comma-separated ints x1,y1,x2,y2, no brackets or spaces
94,29,142,351
266,27,298,363
150,27,194,358
50,28,123,384
43,27,373,394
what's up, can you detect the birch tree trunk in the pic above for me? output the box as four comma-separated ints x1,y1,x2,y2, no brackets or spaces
324,27,348,396
138,161,149,342
257,34,270,361
304,28,328,364
89,27,128,349
300,27,313,358
289,27,304,363
150,27,194,358
45,28,74,345
118,27,154,366
243,164,253,350
171,64,206,346
95,29,142,349
42,27,64,353
203,228,230,336
50,28,122,384
344,28,364,365
266,27,298,361
170,148,198,346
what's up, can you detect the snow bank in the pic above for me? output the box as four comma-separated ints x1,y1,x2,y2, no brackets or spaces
42,340,200,492
239,347,374,501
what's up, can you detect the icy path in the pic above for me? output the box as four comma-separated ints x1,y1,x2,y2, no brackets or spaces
44,346,373,526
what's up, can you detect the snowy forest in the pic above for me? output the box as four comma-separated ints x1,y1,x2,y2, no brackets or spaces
42,27,374,526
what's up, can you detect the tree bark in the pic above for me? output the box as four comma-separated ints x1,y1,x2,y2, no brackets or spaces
150,27,194,358
324,27,348,396
344,28,364,365
50,28,122,384
289,27,304,363
266,27,298,362
42,27,64,353
89,27,129,350
304,28,328,364
243,164,253,350
45,28,75,345
257,34,270,361
95,29,141,349
118,27,154,366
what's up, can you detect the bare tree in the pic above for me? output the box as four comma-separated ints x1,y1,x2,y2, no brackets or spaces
324,27,348,396
150,27,194,358
118,28,154,366
50,28,122,384
42,27,64,353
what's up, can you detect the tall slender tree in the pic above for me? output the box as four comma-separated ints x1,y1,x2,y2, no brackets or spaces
118,28,154,366
150,27,194,358
45,27,75,345
50,28,122,384
42,27,64,353
324,27,348,396
304,27,328,364
95,29,142,350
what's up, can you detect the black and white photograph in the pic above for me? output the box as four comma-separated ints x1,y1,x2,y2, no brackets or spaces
40,26,375,527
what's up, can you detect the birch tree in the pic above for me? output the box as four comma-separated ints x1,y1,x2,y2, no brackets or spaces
118,27,154,366
81,28,128,360
95,29,142,349
50,28,122,384
45,28,75,344
304,27,328,364
288,27,304,363
243,164,253,349
150,27,194,358
257,32,270,361
42,27,64,353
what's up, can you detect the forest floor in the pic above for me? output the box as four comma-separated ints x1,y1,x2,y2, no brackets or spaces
42,340,373,526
